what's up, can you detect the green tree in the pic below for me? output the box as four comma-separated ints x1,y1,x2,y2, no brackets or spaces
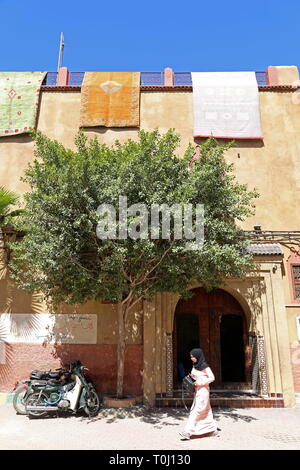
10,130,258,398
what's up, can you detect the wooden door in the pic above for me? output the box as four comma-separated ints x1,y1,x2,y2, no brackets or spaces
174,287,249,387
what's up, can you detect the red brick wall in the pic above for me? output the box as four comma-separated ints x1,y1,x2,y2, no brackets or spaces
291,342,300,393
0,343,143,395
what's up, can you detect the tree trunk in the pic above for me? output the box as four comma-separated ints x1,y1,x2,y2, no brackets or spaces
0,228,7,268
116,301,126,398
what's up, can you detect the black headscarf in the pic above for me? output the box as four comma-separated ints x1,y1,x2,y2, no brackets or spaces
190,348,209,371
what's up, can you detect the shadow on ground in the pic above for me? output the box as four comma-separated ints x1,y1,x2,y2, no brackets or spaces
81,406,258,426
213,408,258,423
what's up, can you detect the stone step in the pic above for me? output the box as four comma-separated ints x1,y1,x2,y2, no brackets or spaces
156,395,284,408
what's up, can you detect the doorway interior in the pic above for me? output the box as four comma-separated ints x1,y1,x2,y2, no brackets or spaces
173,287,249,388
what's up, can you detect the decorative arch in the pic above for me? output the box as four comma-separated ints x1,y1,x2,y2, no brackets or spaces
152,284,268,399
172,287,250,386
166,284,252,334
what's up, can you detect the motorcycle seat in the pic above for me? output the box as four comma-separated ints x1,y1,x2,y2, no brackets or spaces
32,380,48,386
48,372,61,379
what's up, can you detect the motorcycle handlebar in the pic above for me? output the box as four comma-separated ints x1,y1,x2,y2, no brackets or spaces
60,360,87,371
54,367,69,374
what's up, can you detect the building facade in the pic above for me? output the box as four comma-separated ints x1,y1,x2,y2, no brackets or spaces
0,66,300,407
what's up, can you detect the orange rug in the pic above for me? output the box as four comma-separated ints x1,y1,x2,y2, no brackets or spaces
80,72,140,128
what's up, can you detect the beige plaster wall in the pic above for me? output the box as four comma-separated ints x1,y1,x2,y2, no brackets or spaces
280,245,300,347
143,260,296,406
0,87,299,403
1,88,300,337
0,255,143,345
276,66,299,86
1,89,300,230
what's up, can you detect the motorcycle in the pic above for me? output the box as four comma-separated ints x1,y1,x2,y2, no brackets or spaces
13,367,68,415
24,360,100,418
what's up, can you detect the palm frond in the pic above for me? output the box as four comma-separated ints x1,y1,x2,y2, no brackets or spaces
0,187,19,214
0,187,22,229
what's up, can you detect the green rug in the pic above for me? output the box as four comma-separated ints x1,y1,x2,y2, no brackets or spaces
0,71,47,137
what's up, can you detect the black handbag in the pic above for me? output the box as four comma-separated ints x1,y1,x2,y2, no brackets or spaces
182,374,196,393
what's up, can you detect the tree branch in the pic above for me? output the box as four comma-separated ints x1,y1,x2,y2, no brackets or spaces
132,241,174,288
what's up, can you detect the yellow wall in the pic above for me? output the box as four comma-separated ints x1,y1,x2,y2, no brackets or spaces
1,89,300,231
1,85,300,384
276,66,299,85
0,251,143,345
1,91,300,274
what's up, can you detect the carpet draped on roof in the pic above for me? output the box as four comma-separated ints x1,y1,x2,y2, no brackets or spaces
80,72,140,128
191,71,263,139
0,72,46,137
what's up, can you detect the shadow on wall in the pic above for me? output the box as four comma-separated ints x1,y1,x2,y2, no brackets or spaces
50,342,119,394
193,137,265,150
226,273,267,393
0,262,47,390
229,272,266,335
81,127,139,135
0,251,144,397
48,304,144,396
50,342,143,396
0,135,33,144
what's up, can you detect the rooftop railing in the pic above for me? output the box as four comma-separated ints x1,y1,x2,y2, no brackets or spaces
43,71,267,87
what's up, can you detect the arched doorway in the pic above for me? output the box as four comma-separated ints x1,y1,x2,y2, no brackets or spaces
220,314,245,382
173,287,250,387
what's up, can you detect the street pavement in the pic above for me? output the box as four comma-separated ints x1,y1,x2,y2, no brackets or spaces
0,403,300,451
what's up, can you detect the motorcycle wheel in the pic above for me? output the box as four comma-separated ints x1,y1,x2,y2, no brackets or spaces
84,388,100,417
13,385,30,415
25,392,49,418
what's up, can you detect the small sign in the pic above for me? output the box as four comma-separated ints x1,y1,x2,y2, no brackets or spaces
0,314,97,345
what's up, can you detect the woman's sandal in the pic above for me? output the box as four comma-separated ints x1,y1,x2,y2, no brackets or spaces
179,431,191,440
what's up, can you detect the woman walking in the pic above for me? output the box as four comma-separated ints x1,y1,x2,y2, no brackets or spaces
179,348,219,440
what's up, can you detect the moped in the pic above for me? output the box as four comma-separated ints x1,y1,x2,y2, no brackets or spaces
24,360,100,418
13,367,68,415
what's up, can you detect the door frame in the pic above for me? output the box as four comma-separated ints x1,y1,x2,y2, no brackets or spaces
173,288,251,387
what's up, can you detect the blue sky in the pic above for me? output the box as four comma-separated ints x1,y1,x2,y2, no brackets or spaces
1,0,299,73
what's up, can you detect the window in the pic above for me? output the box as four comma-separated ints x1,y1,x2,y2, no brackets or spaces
287,250,300,303
292,266,300,300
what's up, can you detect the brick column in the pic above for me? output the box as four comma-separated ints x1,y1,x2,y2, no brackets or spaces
266,66,279,86
56,67,69,86
266,65,299,86
164,68,174,87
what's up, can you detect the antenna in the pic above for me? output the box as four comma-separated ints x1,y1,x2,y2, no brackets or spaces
57,32,65,72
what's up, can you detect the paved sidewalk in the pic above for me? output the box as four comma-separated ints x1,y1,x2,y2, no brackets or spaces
0,403,300,450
